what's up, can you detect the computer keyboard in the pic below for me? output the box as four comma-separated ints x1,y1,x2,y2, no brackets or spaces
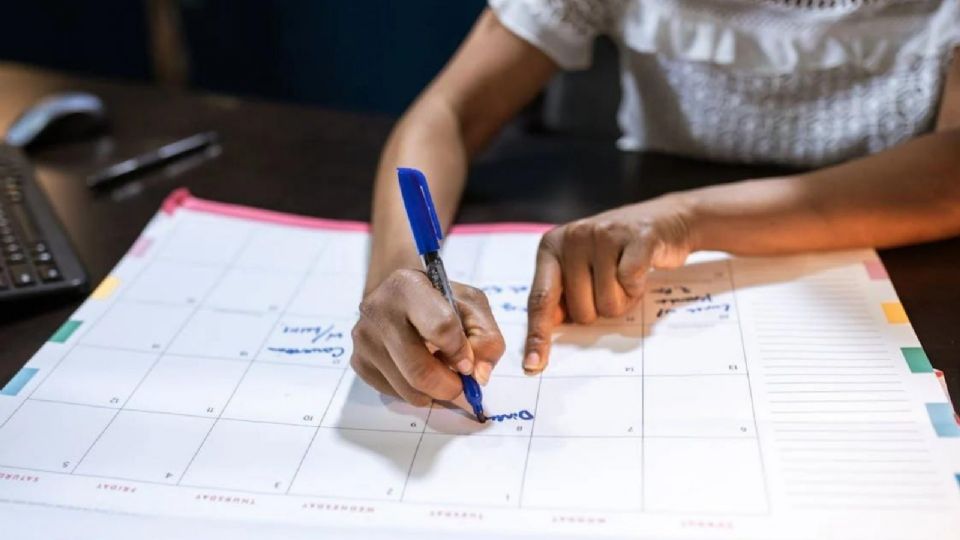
0,144,86,302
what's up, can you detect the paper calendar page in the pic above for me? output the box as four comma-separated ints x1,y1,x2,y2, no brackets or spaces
0,190,957,539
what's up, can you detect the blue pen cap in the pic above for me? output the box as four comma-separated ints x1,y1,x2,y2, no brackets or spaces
397,167,443,255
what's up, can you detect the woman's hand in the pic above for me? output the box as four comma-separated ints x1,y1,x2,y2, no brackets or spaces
351,269,506,408
523,194,696,374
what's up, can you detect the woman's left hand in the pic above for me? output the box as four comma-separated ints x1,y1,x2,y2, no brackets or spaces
523,194,697,374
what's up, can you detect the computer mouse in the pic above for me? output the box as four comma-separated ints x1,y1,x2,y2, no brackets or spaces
4,91,107,149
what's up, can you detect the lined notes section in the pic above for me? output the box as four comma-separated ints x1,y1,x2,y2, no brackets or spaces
735,260,903,419
770,418,948,510
733,255,952,510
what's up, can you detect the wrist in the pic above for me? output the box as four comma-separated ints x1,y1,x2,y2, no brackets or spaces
364,252,422,296
658,190,705,254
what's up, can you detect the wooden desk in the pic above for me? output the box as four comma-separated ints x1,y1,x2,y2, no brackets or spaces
1,62,958,399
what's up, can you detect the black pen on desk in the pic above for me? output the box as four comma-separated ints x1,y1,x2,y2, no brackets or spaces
87,131,220,189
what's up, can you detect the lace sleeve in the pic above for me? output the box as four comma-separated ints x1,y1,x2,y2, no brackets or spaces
488,0,621,70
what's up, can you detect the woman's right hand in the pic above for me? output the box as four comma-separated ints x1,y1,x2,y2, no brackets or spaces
351,269,506,408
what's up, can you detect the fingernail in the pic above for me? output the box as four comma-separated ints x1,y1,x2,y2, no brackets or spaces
523,352,540,371
475,362,491,385
456,358,473,375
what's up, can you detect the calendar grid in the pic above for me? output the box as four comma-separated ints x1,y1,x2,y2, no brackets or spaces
173,227,336,490
146,231,272,485
285,366,351,495
87,266,252,478
3,226,770,508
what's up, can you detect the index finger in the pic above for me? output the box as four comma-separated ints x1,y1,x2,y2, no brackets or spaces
403,273,476,374
384,320,464,402
524,244,563,374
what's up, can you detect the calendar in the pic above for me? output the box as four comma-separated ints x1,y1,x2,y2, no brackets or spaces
0,189,957,539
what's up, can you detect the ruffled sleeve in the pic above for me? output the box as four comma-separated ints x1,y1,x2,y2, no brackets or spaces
615,0,960,74
488,0,622,70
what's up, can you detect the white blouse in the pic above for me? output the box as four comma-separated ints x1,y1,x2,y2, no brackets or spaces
489,0,960,167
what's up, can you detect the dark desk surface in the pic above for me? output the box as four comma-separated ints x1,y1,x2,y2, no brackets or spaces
1,62,958,399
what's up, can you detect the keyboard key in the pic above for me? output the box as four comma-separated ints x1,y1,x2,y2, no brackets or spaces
34,251,53,263
36,263,61,282
32,242,48,254
5,243,20,255
6,251,25,264
8,264,35,287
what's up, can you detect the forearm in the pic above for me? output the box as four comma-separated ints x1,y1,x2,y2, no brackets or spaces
362,9,557,293
366,98,470,293
685,130,960,254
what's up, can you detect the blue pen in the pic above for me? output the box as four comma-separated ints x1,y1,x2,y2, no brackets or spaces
397,167,486,423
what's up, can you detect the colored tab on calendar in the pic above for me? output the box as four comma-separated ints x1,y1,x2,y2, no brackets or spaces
49,319,82,343
901,347,933,373
926,403,960,437
91,276,121,300
863,260,888,280
882,302,909,324
1,367,38,396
